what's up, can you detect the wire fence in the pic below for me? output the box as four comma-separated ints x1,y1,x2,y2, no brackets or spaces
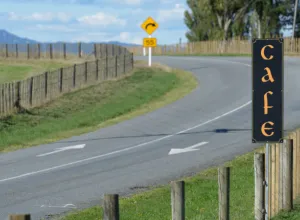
0,43,130,60
127,37,300,56
0,53,134,117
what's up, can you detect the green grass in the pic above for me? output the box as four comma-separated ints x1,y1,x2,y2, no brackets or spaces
58,148,262,220
271,200,300,220
0,59,83,83
0,62,198,152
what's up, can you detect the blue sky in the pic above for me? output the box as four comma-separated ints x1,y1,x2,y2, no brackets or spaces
0,0,293,44
0,0,189,44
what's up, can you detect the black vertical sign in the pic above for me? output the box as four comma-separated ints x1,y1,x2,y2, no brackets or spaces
252,39,284,143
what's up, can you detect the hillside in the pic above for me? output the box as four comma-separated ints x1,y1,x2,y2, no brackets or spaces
0,29,37,44
0,30,140,54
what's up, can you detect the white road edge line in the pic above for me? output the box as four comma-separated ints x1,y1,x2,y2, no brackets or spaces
0,60,251,183
39,204,77,208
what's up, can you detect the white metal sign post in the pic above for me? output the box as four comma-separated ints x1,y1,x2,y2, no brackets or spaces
148,35,152,66
140,16,159,68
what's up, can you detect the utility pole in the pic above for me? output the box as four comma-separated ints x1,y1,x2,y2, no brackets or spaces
292,0,299,39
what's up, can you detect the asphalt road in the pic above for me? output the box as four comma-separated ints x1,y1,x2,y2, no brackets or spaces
1,56,300,219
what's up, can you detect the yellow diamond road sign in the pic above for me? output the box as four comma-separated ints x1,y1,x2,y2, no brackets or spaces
141,16,159,35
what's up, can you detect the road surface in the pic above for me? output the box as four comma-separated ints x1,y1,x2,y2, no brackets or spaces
1,56,300,219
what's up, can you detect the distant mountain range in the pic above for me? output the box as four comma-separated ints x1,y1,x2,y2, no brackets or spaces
0,29,38,44
0,29,141,54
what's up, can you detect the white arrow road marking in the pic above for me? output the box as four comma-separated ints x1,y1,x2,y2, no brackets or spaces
168,141,208,155
36,144,86,157
39,204,77,208
0,101,251,183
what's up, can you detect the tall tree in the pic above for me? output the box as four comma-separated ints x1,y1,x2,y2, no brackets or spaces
184,0,219,41
204,0,255,40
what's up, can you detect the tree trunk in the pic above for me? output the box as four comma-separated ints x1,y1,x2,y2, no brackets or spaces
257,18,261,38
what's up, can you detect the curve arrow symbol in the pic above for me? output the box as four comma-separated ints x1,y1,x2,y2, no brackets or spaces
168,142,208,155
145,23,156,29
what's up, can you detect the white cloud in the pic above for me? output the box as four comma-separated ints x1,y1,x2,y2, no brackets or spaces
115,32,141,44
29,12,54,21
7,12,19,20
71,31,142,44
8,12,71,22
157,3,185,22
119,32,130,41
27,24,77,32
56,12,72,22
77,12,126,26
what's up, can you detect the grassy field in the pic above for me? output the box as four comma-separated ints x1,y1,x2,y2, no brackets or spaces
0,61,197,152
0,58,85,83
56,147,264,220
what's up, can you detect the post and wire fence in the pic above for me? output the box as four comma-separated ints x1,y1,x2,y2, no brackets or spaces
0,43,130,60
0,52,134,118
127,37,300,56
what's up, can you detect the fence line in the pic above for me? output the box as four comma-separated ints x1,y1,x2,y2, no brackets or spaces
127,37,300,56
265,131,300,218
0,53,134,118
0,43,130,59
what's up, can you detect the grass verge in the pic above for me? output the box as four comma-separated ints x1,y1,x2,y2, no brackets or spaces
58,147,265,220
0,58,86,83
0,61,198,152
271,200,300,220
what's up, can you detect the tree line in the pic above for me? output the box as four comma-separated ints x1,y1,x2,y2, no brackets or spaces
184,0,300,41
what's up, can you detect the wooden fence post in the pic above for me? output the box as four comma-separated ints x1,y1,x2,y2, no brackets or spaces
73,64,76,88
296,130,300,198
103,194,119,220
96,59,99,80
84,62,88,82
254,153,265,220
115,56,118,77
131,53,134,70
44,72,48,98
15,81,21,111
16,44,18,58
218,166,230,220
63,43,66,59
123,53,126,73
38,43,40,59
171,181,185,220
94,44,97,58
283,139,293,211
5,44,8,58
78,42,82,58
9,214,31,220
27,44,30,59
60,68,63,92
106,45,108,79
49,44,53,59
29,77,33,106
